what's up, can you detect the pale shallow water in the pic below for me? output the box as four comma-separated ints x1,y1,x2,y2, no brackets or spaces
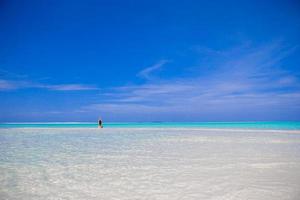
1,128,300,200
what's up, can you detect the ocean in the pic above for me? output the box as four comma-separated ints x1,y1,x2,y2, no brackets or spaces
1,121,300,130
1,123,300,199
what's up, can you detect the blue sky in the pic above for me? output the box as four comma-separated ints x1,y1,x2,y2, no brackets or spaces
0,0,300,122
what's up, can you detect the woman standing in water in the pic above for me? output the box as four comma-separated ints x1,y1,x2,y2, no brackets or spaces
98,118,103,128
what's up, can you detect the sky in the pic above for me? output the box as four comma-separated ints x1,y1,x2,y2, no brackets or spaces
0,0,300,122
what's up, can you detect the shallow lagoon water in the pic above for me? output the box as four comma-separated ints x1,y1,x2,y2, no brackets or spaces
1,128,300,199
1,121,300,129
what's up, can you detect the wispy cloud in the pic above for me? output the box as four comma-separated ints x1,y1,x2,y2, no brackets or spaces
0,67,100,91
137,59,170,80
0,80,20,90
43,84,98,91
81,41,300,120
0,78,98,91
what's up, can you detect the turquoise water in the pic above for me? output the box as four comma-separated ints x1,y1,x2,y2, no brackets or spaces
0,121,300,130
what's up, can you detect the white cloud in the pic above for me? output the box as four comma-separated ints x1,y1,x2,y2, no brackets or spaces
137,59,170,80
0,79,98,91
0,80,18,90
43,84,98,91
81,42,300,120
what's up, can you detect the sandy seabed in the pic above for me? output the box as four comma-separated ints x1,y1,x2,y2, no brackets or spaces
0,128,300,200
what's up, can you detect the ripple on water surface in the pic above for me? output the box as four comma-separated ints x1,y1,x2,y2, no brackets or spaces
0,128,300,200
